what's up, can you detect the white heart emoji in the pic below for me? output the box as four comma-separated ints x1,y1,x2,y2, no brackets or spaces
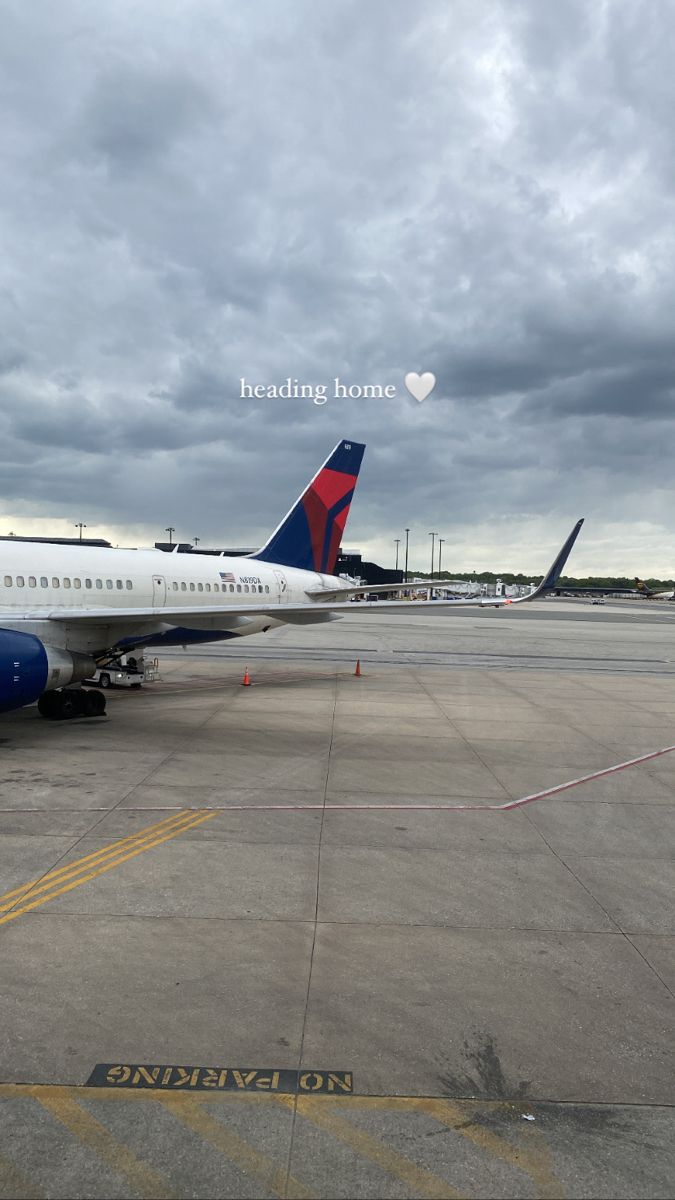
404,371,436,403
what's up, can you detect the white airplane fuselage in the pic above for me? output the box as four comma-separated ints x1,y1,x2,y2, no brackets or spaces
0,543,348,655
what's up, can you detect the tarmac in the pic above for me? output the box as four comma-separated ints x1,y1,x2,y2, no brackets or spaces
0,598,674,1199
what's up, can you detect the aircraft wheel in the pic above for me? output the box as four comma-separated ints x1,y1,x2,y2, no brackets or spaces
37,692,61,719
57,692,80,720
98,673,111,689
87,690,106,717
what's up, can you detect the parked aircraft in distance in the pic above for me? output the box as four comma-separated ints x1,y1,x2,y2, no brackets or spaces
552,578,671,600
0,439,583,719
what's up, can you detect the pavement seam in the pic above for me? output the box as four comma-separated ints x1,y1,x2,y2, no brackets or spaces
409,666,514,800
521,812,625,935
276,1093,464,1199
283,666,339,1199
0,811,218,926
622,933,675,1003
154,1093,312,1199
8,692,229,920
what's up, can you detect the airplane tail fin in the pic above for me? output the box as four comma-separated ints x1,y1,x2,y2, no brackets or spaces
250,439,366,573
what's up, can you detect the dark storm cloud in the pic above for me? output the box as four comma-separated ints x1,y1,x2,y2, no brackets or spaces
79,67,214,172
0,0,674,570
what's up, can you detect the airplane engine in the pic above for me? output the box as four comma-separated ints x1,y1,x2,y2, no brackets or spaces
0,628,96,713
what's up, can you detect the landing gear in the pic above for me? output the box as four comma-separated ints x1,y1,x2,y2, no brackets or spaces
37,688,106,720
83,689,106,717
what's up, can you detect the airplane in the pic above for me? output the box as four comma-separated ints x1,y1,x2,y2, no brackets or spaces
551,578,657,599
0,439,583,720
631,579,675,600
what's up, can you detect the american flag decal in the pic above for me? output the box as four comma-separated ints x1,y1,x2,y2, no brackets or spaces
220,571,235,583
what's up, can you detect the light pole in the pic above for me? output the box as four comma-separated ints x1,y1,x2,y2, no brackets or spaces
75,523,87,542
394,538,400,570
165,526,175,547
194,537,200,548
429,532,436,576
404,528,410,583
438,538,445,576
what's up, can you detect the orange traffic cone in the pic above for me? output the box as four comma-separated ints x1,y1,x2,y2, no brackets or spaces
242,666,251,686
354,659,362,677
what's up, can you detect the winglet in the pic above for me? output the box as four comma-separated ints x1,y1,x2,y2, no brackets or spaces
534,519,584,596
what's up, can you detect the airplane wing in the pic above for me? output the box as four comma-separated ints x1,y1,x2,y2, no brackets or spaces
4,520,584,627
306,578,475,597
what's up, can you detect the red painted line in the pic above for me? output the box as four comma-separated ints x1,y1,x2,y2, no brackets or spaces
9,746,673,818
202,742,675,812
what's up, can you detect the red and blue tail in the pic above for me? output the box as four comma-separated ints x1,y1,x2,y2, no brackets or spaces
251,439,365,573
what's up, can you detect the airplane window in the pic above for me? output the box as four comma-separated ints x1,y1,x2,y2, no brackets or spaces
40,577,48,587
181,582,187,591
236,584,241,592
197,583,203,592
106,579,113,589
96,579,103,589
230,584,235,592
74,579,81,589
265,585,270,593
205,583,211,592
52,577,60,588
3,576,11,586
28,577,36,588
189,582,195,592
258,585,263,593
16,576,24,587
172,582,178,591
126,581,133,590
116,580,123,590
244,584,249,593
63,578,71,588
85,579,92,588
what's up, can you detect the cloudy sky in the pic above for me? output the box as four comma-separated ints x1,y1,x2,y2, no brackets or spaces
1,0,674,574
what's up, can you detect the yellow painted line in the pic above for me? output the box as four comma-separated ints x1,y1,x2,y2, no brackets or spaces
398,1098,563,1200
0,811,218,927
0,810,209,916
156,1093,313,1200
0,1152,43,1199
35,1087,174,1200
519,1122,565,1200
0,809,199,907
277,1093,463,1199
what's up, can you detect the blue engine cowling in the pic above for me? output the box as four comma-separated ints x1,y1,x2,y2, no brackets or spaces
0,629,96,713
0,629,48,713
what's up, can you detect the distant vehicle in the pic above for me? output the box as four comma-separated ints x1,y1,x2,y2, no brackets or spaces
86,654,147,689
591,598,605,605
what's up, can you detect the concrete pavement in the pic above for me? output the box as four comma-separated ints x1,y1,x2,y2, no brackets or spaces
0,599,673,1197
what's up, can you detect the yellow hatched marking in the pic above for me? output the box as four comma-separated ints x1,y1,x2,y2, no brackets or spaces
413,1099,563,1199
520,1123,565,1200
341,1096,563,1199
277,1093,463,1199
157,1093,313,1200
35,1088,174,1200
0,810,199,908
0,811,218,927
0,1152,44,1199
